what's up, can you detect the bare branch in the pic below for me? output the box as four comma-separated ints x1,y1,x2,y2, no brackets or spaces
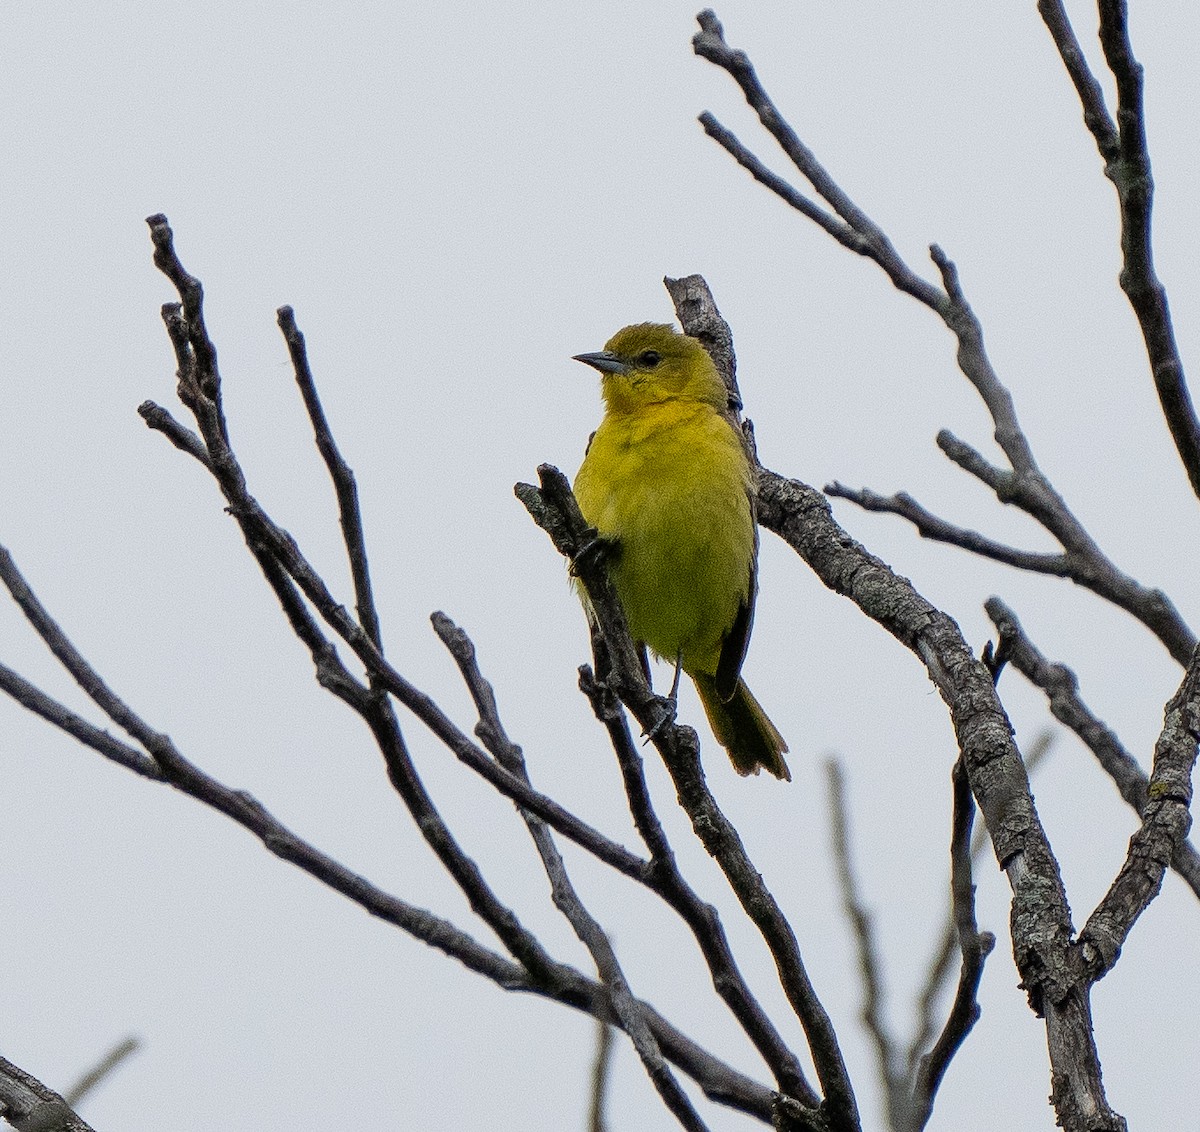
1036,1,1119,160
277,305,384,650
1038,1,1200,499
588,1021,615,1132
141,224,671,912
0,545,184,766
824,759,904,1124
669,275,1122,1131
692,11,944,311
0,549,522,983
693,13,1195,669
140,218,668,881
827,751,996,1132
909,761,995,1130
697,113,871,260
1078,645,1200,975
825,484,1070,577
135,400,212,469
146,215,229,446
519,466,853,1128
0,653,162,780
541,821,713,1132
150,346,791,1125
0,559,776,1123
663,274,742,412
908,732,1054,1078
62,1038,140,1109
577,658,817,1111
986,598,1200,900
431,614,710,1130
0,1057,95,1132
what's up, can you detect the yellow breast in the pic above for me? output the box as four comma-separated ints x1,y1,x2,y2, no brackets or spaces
573,398,754,675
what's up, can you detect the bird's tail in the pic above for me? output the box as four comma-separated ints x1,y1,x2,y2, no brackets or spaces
693,673,790,781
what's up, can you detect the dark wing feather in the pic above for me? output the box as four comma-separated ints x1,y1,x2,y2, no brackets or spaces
714,506,758,702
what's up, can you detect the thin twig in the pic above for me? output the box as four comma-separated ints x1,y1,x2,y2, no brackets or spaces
824,759,904,1124
578,656,817,1111
1036,0,1119,159
141,406,654,874
141,216,662,869
0,653,162,780
540,821,713,1132
0,547,524,983
277,305,384,650
135,401,211,469
0,565,775,1123
62,1037,140,1109
1039,0,1200,499
149,228,782,1122
692,12,943,311
909,761,995,1130
907,731,1054,1078
431,615,710,1131
588,1021,615,1132
434,612,818,1121
142,223,657,891
824,485,1070,577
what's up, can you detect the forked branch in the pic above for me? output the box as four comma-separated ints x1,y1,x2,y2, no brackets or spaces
693,10,1195,667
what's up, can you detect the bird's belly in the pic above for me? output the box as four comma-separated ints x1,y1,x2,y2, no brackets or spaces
575,413,753,674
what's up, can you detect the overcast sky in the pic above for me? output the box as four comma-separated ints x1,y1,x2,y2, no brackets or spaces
3,2,1199,1129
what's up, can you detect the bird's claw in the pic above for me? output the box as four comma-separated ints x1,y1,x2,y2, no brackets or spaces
572,529,615,575
642,692,678,744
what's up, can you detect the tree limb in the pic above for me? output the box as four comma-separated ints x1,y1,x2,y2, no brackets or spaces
1038,0,1200,499
0,1056,96,1132
908,760,995,1130
670,273,1124,1131
0,546,777,1121
986,598,1200,900
693,11,1195,669
432,613,711,1132
824,485,1070,577
1079,646,1200,976
907,731,1053,1081
519,465,852,1130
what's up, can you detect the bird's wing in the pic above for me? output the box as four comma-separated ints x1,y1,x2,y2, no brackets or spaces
715,500,758,702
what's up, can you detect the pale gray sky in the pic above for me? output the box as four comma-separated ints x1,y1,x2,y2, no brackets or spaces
3,2,1198,1129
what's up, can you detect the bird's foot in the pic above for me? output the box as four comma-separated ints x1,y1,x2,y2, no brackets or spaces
642,690,678,744
572,529,617,576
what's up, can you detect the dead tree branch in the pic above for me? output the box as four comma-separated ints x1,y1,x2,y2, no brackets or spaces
519,465,850,1131
61,1038,140,1110
693,12,1194,668
908,760,994,1131
1038,0,1200,499
986,598,1200,900
670,274,1126,1132
0,1057,95,1132
433,614,710,1131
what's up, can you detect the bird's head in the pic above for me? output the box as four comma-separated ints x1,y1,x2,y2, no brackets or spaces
573,323,728,413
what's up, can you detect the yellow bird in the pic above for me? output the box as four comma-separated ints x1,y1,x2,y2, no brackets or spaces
572,323,790,780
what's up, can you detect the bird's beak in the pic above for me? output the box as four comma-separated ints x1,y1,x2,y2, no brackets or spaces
572,351,631,376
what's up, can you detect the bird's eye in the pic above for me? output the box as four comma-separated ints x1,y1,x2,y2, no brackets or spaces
637,350,662,368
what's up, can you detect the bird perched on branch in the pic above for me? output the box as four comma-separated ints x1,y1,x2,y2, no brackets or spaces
572,322,789,780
